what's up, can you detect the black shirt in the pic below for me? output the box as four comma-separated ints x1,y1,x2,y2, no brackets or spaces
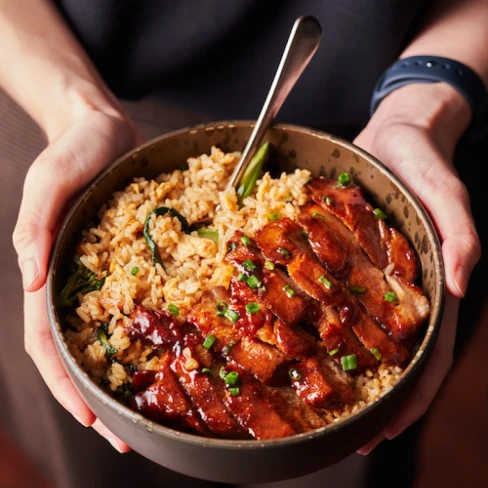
55,0,428,138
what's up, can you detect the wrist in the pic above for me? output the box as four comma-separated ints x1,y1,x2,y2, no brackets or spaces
39,76,127,143
368,82,471,148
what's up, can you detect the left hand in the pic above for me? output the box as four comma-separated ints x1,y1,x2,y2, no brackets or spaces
353,82,481,454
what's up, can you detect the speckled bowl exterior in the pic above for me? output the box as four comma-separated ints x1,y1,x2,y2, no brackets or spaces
47,122,444,484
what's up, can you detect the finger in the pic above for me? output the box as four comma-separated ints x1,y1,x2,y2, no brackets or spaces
24,286,96,427
383,295,458,440
91,419,131,453
356,125,481,298
13,113,137,292
356,432,385,456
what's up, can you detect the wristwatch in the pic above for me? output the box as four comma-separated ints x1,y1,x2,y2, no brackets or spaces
370,55,488,142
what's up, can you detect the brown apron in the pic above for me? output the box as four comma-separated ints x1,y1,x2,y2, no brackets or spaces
0,89,370,488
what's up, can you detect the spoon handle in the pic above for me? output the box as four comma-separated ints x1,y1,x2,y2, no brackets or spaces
227,15,322,190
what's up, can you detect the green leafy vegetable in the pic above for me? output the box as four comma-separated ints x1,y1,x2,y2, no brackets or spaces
59,256,106,308
236,142,270,205
144,207,190,266
196,228,219,243
97,324,117,359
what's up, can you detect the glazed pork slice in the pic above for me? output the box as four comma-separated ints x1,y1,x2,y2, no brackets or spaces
170,346,248,438
221,368,297,439
127,305,183,348
308,177,418,282
188,302,292,385
225,234,317,359
290,349,357,408
267,387,328,432
130,355,207,435
317,306,378,371
256,219,408,365
225,232,313,326
299,203,430,342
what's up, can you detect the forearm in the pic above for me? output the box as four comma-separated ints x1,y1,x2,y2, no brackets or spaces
0,0,122,141
402,0,488,86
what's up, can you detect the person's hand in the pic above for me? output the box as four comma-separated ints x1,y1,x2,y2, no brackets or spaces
13,108,142,452
353,83,481,454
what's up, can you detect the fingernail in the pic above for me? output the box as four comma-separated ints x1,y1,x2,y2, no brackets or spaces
357,433,384,455
452,276,465,298
108,438,125,453
383,426,401,440
21,259,39,290
73,414,90,427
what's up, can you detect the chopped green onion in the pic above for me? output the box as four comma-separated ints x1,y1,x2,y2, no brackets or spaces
264,260,275,270
201,367,213,376
312,212,326,221
222,340,236,355
168,303,179,317
319,275,333,289
219,366,227,379
373,208,388,220
227,241,238,253
277,247,291,259
228,387,240,396
322,196,333,205
349,285,367,295
300,230,309,241
237,272,246,282
337,172,351,186
384,291,397,302
224,309,240,323
196,228,219,243
224,371,239,386
245,302,260,315
283,284,296,298
131,266,140,276
371,348,382,361
236,142,269,205
329,348,339,357
242,259,256,271
341,354,358,371
268,212,280,222
144,207,189,266
289,369,302,380
241,235,252,246
202,334,217,349
216,302,228,316
246,275,262,289
98,326,117,359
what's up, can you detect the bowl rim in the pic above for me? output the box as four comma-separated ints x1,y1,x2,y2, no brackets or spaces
46,120,445,450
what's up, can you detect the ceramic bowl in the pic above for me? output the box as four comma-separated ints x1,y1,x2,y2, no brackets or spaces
47,121,444,483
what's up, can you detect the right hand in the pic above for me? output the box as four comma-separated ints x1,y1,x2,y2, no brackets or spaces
13,109,142,452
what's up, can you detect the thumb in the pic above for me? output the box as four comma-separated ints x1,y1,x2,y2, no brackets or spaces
12,211,52,292
13,112,138,292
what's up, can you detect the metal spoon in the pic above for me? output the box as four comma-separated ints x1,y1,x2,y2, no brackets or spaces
227,15,322,190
